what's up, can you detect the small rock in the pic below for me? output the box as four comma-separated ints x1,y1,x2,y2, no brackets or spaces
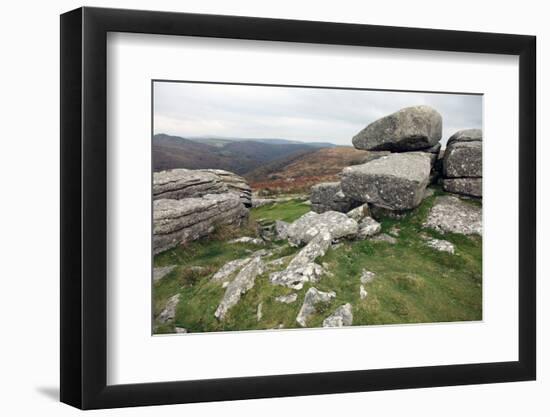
370,233,397,244
211,257,252,284
286,211,359,246
388,226,401,237
174,327,187,334
296,287,336,327
360,269,376,284
257,302,263,321
275,293,298,304
153,265,176,283
322,303,353,327
360,285,368,300
229,237,265,245
357,217,382,239
157,294,181,324
426,238,455,254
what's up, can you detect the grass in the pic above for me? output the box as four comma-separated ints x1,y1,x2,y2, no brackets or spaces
153,191,482,334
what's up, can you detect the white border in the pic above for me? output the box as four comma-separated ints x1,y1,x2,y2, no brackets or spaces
106,33,519,385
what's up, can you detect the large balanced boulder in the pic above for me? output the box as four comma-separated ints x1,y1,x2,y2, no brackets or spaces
341,152,432,211
310,182,359,214
286,211,359,246
153,193,248,254
153,168,252,207
352,105,442,151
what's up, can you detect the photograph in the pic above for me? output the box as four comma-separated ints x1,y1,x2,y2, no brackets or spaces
152,81,483,334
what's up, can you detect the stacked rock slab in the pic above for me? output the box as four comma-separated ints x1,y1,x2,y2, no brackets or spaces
442,129,482,198
310,182,360,214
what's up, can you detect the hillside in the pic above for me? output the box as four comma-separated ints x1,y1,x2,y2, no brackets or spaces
245,146,374,193
153,133,328,174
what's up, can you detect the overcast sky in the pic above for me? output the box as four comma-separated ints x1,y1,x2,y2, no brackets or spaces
154,81,482,147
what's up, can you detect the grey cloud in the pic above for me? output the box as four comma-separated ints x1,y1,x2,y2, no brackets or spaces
154,82,482,147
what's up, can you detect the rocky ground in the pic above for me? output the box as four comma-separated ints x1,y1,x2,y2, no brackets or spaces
152,105,483,334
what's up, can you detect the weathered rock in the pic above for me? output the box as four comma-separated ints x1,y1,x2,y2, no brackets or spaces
341,152,432,211
270,231,332,289
426,238,455,254
360,285,368,300
352,105,442,151
296,287,336,327
229,236,265,245
443,141,482,178
370,233,397,244
346,204,370,222
443,178,482,198
286,211,359,246
157,294,180,324
357,217,382,239
369,205,409,221
423,195,482,235
215,256,265,320
360,270,376,284
153,193,248,254
153,168,251,207
174,327,187,334
275,220,290,240
322,303,353,327
211,257,252,284
310,182,359,214
275,293,298,304
447,128,482,147
153,265,176,283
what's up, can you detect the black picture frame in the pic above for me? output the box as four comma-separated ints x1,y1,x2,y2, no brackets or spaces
60,6,536,410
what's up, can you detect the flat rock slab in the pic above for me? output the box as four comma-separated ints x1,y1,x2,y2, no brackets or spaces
296,287,336,327
215,256,265,320
322,303,353,327
341,152,432,210
352,105,442,151
423,195,482,236
286,211,358,246
426,238,455,254
153,265,176,283
443,178,482,198
275,293,298,304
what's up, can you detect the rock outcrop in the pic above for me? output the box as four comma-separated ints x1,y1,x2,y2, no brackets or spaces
157,294,180,324
310,182,359,214
153,168,252,207
153,193,248,254
296,287,336,327
423,195,482,235
322,303,353,327
286,211,359,246
442,129,482,198
352,105,442,151
341,152,432,211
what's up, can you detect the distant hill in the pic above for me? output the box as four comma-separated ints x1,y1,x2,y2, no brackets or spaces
245,147,373,194
152,133,330,174
188,136,338,148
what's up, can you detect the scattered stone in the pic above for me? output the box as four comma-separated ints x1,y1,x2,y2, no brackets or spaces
423,195,482,235
360,285,368,300
443,141,482,178
426,238,455,254
215,256,265,320
388,226,401,237
341,152,432,211
370,233,397,244
360,269,376,284
346,204,370,222
153,193,248,254
352,105,442,151
174,327,187,334
211,257,252,284
296,287,336,327
286,211,359,246
443,178,482,198
275,220,290,240
357,217,382,239
275,293,298,304
229,236,265,245
157,294,180,324
310,182,359,214
322,303,353,327
153,265,176,283
257,302,263,321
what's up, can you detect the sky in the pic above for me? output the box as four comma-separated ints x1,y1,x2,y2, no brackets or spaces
154,81,482,147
